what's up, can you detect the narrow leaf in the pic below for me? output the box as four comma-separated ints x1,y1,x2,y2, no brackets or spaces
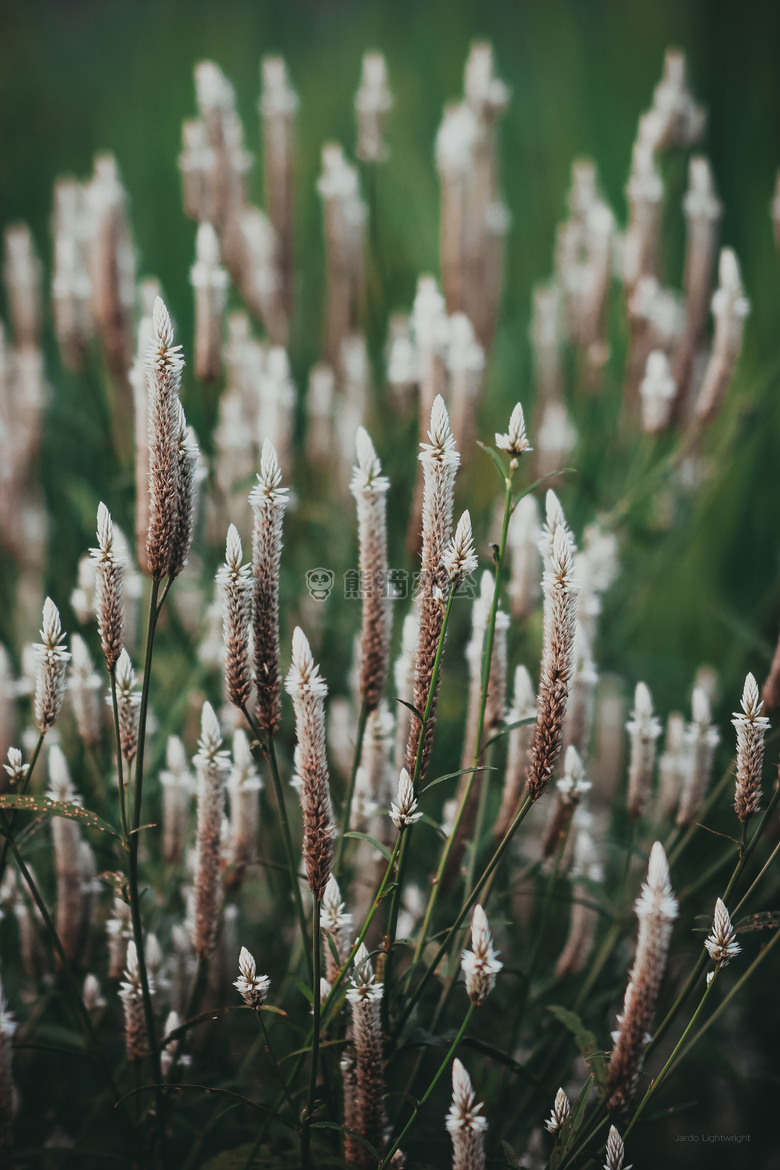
0,795,122,841
548,1005,607,1093
476,440,509,483
342,831,394,863
550,1075,593,1170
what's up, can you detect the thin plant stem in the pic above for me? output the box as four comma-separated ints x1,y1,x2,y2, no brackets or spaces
109,664,129,842
383,585,457,1010
379,1002,476,1169
241,705,312,981
463,742,494,900
414,469,515,962
731,840,780,917
301,898,322,1170
395,793,533,1039
127,574,162,1093
257,1009,298,1122
11,841,145,1162
335,697,369,874
0,730,45,886
623,970,720,1140
166,957,207,1082
677,929,780,1064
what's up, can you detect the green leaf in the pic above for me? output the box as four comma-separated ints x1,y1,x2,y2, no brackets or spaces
501,1141,522,1169
0,795,122,841
394,697,424,724
421,765,495,795
311,1121,381,1162
511,467,576,511
548,1005,607,1093
459,1036,541,1088
482,716,536,752
550,1075,593,1170
342,831,394,863
477,440,509,483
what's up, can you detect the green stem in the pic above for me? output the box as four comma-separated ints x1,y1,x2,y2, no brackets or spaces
396,794,533,1038
335,697,369,874
414,470,514,961
12,842,145,1163
242,708,312,981
166,956,207,1083
623,970,720,1140
109,665,129,843
380,1004,476,1169
301,898,321,1170
257,1009,298,1122
384,585,456,1004
128,575,163,1100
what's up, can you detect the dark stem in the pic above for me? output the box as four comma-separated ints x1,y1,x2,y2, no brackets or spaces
335,697,369,874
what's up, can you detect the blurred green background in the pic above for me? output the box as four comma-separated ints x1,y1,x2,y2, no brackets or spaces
2,2,780,1165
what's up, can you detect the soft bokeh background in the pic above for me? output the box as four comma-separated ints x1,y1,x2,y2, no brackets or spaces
2,1,780,1166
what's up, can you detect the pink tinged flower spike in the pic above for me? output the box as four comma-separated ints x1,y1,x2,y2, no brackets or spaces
34,598,71,733
443,510,478,590
227,728,262,877
626,682,662,820
110,649,141,763
234,945,270,1008
389,767,423,830
676,686,720,827
321,874,353,982
694,248,750,426
705,897,741,970
355,51,393,163
604,1126,632,1170
192,701,231,958
346,943,386,1162
91,502,125,667
69,634,103,747
350,426,391,712
606,842,678,1113
168,402,200,580
407,395,460,782
160,735,195,867
732,672,769,824
525,525,579,803
146,295,185,578
495,401,532,460
461,904,502,1006
119,939,150,1061
47,745,83,964
216,524,253,710
250,439,289,734
446,1058,487,1170
284,628,337,901
545,1087,570,1135
537,489,577,571
493,665,537,842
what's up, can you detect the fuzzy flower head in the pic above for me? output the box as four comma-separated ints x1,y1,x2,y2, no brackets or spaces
234,946,270,1008
4,747,29,786
249,438,289,508
321,874,352,936
545,1087,570,1135
286,627,328,700
704,898,741,970
604,1125,632,1170
495,402,532,459
346,941,382,1003
442,510,478,587
351,426,389,494
538,490,577,568
419,394,459,468
34,597,71,732
389,767,423,829
556,745,591,802
732,671,770,823
446,1058,487,1136
461,904,503,1005
194,701,230,768
635,842,678,923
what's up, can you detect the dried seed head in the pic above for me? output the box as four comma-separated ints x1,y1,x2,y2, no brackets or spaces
234,945,270,1008
704,897,741,969
461,904,502,1006
732,671,769,824
443,510,478,587
495,402,532,458
168,404,200,580
34,598,70,732
389,767,423,830
545,1087,570,1135
604,1125,631,1170
351,427,391,712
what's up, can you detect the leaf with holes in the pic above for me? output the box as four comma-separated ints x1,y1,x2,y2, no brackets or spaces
0,795,122,841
